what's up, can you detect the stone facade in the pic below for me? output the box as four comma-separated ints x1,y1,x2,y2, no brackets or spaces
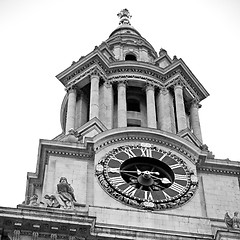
0,9,239,240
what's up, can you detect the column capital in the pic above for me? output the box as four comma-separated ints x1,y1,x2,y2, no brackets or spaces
117,80,128,88
90,67,101,77
191,99,202,109
159,87,169,95
103,79,112,88
145,81,155,91
65,85,77,93
173,78,184,89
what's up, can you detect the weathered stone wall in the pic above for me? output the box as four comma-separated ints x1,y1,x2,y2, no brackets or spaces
200,173,240,219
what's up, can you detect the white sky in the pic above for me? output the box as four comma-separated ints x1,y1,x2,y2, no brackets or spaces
0,0,240,208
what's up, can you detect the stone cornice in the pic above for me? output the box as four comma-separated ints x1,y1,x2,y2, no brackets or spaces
56,51,209,101
0,206,95,238
197,158,240,176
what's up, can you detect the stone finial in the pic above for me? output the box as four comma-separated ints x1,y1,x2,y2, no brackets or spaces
117,9,132,25
159,48,167,57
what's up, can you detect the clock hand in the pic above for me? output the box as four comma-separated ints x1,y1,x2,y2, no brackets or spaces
120,170,138,173
149,171,160,175
151,175,172,184
123,172,138,179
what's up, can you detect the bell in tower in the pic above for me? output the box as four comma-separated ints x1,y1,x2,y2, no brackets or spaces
0,9,239,240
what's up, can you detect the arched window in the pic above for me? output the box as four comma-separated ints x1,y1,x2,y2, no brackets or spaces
127,98,140,112
125,53,137,61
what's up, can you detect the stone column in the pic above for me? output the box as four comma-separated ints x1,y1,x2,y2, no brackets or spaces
65,87,77,134
174,82,187,132
117,81,127,127
89,73,100,119
157,87,172,132
105,81,113,129
190,99,203,142
146,83,157,128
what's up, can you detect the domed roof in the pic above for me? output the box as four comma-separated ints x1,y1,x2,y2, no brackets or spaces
109,9,141,37
109,23,142,38
107,9,157,58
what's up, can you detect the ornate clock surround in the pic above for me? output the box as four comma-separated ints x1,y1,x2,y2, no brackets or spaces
95,133,199,211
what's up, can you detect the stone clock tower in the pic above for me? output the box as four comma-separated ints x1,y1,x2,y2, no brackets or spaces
0,9,240,240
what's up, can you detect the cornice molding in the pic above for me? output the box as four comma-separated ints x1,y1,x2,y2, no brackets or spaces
198,166,240,176
57,53,208,102
0,206,94,239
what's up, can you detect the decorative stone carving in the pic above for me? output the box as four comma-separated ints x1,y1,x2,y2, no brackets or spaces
62,128,79,143
32,232,39,240
43,177,76,209
159,86,169,95
191,98,201,109
13,230,20,240
224,212,240,230
117,9,132,25
28,194,40,207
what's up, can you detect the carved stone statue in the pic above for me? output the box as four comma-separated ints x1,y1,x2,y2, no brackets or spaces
44,194,61,208
55,177,76,209
29,194,39,207
224,212,240,230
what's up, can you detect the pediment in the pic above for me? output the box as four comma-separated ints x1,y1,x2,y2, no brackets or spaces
155,55,172,69
76,117,108,140
177,128,202,148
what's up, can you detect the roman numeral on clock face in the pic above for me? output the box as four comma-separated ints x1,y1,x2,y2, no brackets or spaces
174,174,187,181
140,147,152,157
122,185,137,197
169,182,185,193
110,156,124,164
144,191,154,201
107,167,120,173
123,148,136,158
169,163,181,169
109,176,126,187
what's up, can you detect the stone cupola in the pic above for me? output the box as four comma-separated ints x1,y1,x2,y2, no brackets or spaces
55,9,209,147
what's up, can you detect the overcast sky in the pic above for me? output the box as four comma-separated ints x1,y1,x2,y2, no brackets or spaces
0,0,240,207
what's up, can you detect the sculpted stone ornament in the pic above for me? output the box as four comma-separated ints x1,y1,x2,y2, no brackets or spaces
224,212,240,230
28,194,40,207
117,9,132,25
43,177,76,209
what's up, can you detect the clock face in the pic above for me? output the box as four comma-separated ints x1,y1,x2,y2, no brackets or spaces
96,143,198,210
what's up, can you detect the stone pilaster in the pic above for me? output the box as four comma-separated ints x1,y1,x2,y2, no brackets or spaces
146,82,157,128
117,81,127,127
174,82,187,132
157,87,173,132
65,87,77,134
190,99,203,142
89,73,100,120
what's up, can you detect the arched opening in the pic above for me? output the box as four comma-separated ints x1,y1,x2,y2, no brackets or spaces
125,53,137,61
